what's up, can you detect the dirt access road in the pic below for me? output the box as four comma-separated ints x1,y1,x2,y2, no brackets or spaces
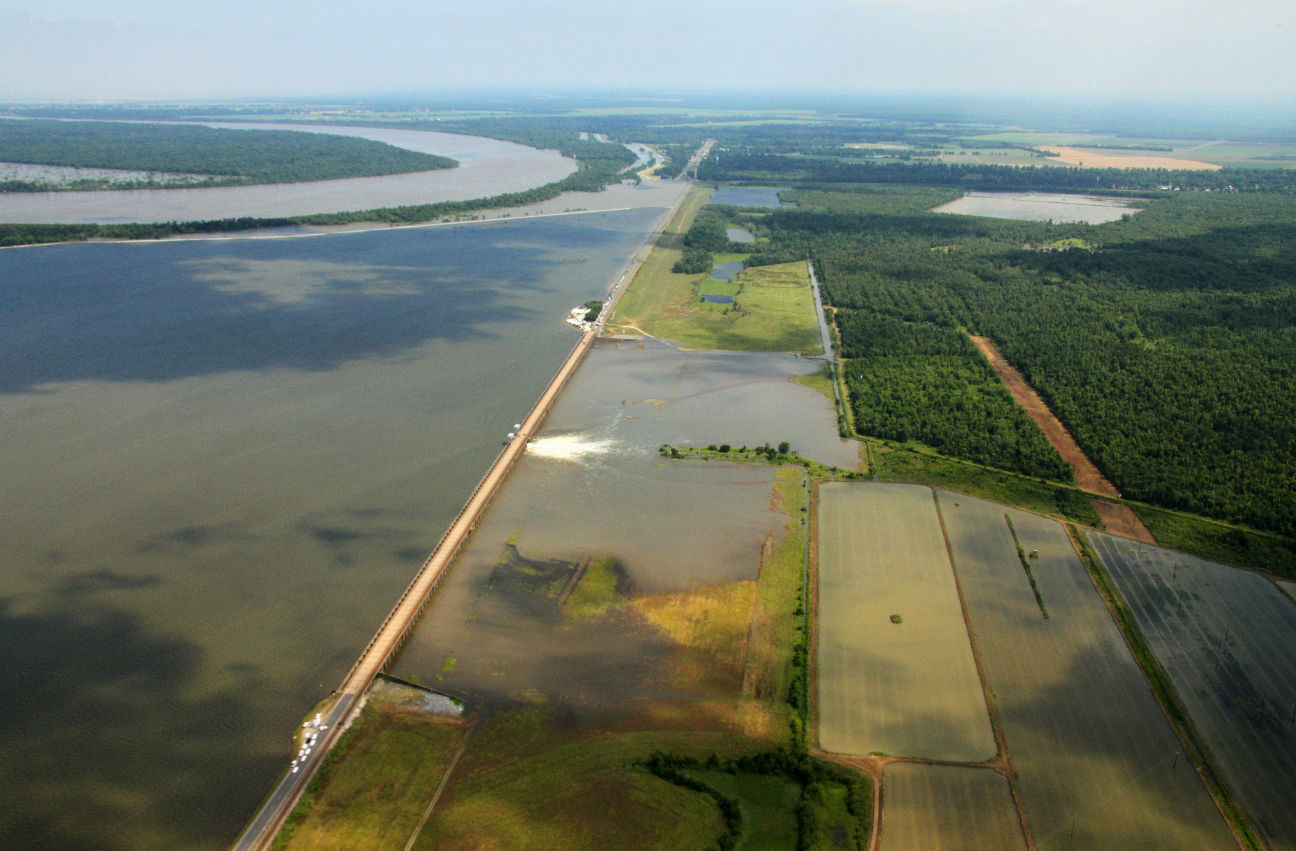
969,335,1155,543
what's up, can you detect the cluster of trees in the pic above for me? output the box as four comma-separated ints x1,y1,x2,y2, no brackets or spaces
700,152,1296,194
671,206,739,274
838,314,1072,480
0,119,454,188
754,187,1296,535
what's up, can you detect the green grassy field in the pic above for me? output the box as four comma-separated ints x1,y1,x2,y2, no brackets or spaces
609,188,822,352
274,692,469,850
627,260,823,353
608,184,713,333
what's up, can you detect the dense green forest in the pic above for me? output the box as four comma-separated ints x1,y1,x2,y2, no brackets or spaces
737,187,1296,536
700,152,1296,194
0,126,637,246
0,119,455,188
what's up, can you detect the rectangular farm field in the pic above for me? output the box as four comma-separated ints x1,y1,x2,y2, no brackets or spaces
880,764,1024,851
816,482,994,762
1089,532,1296,850
938,493,1233,849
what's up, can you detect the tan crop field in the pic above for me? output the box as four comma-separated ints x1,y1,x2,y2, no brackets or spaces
938,493,1234,849
879,764,1024,850
816,482,995,762
1089,532,1296,850
1040,145,1223,170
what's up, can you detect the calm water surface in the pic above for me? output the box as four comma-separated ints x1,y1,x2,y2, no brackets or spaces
932,191,1140,224
0,124,575,224
396,341,858,706
0,208,665,849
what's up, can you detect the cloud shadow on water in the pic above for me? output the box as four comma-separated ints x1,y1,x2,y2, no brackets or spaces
0,220,638,394
0,597,274,850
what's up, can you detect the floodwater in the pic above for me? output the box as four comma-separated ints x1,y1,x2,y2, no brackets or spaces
726,226,756,243
395,341,858,707
709,187,790,208
932,191,1140,224
0,207,667,850
0,124,575,224
711,260,744,280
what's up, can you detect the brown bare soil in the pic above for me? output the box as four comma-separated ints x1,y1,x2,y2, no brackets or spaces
969,336,1118,498
970,335,1155,543
1040,146,1223,171
1091,499,1157,544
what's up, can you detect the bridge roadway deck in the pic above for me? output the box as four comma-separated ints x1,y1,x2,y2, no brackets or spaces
234,182,687,851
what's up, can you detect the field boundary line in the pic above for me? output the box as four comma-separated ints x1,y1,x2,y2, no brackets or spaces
402,711,488,851
1067,525,1258,851
931,488,1036,850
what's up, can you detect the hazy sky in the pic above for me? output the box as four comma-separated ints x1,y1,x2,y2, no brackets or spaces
1,0,1292,102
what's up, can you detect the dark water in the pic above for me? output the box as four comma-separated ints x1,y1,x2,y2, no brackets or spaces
710,260,744,281
0,208,664,849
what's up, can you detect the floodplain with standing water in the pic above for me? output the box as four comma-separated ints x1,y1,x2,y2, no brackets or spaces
0,206,673,849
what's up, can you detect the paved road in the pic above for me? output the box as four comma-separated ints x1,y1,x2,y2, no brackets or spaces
232,694,355,851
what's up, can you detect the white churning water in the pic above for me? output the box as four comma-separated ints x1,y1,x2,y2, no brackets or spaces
526,434,618,462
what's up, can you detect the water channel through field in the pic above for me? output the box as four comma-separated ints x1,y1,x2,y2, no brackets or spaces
0,208,666,850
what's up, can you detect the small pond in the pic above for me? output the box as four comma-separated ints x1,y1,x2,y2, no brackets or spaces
710,260,744,281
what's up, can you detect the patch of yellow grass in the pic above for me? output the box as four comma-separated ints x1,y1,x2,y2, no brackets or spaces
631,581,757,694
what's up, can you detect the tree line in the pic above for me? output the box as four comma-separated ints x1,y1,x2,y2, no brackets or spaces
744,187,1296,536
0,119,455,188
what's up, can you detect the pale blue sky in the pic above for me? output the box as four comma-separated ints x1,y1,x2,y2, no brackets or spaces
1,0,1292,102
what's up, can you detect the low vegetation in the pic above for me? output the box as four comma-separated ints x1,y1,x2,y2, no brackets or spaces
273,690,468,850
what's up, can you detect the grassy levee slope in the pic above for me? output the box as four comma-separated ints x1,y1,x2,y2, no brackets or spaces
817,482,995,761
608,183,713,335
939,492,1235,849
880,764,1024,850
1089,532,1296,851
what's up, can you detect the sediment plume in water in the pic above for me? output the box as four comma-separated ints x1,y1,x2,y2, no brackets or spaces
526,434,617,462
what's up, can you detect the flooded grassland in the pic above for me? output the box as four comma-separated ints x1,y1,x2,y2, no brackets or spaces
0,208,666,850
396,340,858,707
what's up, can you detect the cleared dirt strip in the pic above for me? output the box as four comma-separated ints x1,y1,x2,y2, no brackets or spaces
967,334,1155,543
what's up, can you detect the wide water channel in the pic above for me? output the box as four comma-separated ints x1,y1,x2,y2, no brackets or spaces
0,124,576,224
0,207,667,849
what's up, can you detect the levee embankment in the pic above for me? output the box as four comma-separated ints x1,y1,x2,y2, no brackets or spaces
235,183,686,851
